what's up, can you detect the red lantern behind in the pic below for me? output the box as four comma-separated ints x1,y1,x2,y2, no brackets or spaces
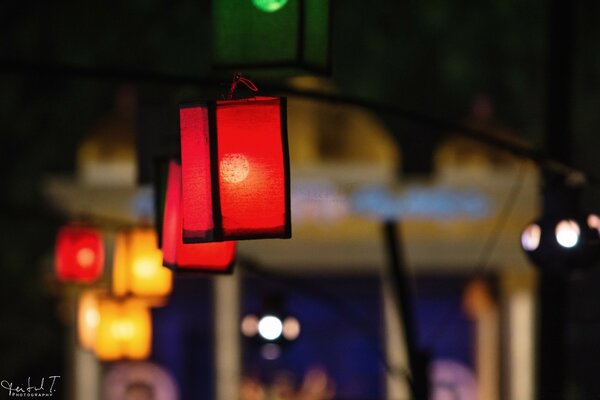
162,160,236,272
179,96,291,243
55,225,104,283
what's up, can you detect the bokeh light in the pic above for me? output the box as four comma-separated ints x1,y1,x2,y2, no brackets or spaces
555,219,580,248
241,314,259,337
282,316,301,340
258,315,283,341
521,224,541,251
252,0,288,13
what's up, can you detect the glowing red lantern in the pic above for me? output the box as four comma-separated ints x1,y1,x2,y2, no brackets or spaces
162,160,236,272
179,96,291,242
55,225,104,283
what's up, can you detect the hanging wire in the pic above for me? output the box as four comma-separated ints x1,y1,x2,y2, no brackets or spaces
423,161,528,348
473,162,529,274
0,58,598,188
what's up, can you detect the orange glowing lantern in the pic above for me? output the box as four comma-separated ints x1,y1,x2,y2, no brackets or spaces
77,290,101,350
55,225,104,283
179,96,291,243
112,228,172,303
162,160,236,273
95,297,152,361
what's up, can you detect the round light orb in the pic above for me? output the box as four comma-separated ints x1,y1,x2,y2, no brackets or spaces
78,291,101,350
521,224,542,251
76,247,96,268
258,315,283,341
220,153,250,184
261,343,281,360
252,0,288,13
85,308,100,328
282,317,301,340
133,258,157,278
241,314,259,337
111,319,135,340
588,214,600,231
555,219,580,248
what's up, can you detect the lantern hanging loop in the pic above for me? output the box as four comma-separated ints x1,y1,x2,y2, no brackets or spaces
228,72,258,99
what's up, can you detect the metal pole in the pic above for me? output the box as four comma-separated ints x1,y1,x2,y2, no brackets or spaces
536,0,575,397
383,221,429,399
536,270,568,398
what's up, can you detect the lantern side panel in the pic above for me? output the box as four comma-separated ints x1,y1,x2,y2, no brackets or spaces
55,226,104,283
180,106,215,242
162,160,236,272
176,241,236,271
95,299,122,361
129,229,172,298
303,0,331,72
162,161,182,268
216,97,290,239
112,231,130,297
124,300,152,360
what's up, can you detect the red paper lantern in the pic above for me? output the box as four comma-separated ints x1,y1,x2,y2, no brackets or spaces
179,96,291,242
55,225,104,283
162,160,236,272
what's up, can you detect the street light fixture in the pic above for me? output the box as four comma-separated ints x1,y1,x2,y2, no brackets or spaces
521,184,600,272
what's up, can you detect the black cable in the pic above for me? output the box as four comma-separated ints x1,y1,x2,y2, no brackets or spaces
474,162,529,274
0,58,597,187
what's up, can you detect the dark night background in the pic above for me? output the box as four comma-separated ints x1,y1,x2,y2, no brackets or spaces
2,1,600,398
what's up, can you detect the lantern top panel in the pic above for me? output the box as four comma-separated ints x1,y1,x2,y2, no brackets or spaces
179,96,284,109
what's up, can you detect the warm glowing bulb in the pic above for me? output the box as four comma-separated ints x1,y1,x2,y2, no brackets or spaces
78,291,101,350
252,0,288,12
76,247,96,268
555,219,580,248
133,259,158,278
111,320,135,340
588,214,600,230
241,315,259,337
85,308,100,328
220,153,250,183
282,317,301,340
521,224,541,251
258,315,283,341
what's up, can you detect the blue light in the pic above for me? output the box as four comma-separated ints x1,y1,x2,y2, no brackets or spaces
350,185,490,220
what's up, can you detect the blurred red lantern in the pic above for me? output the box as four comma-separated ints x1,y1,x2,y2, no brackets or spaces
179,96,291,243
162,160,236,273
55,225,104,283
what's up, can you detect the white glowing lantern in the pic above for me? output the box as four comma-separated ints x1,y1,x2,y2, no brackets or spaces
258,315,283,341
555,220,580,248
521,224,542,251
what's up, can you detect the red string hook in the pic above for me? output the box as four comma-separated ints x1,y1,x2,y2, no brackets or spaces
228,72,259,99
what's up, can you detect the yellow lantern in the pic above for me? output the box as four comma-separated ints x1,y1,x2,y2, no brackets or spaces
77,290,101,350
95,297,152,361
112,228,172,304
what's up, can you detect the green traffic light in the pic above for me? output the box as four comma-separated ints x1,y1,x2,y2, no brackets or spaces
252,0,288,12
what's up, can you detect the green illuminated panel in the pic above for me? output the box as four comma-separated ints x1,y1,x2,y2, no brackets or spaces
252,0,289,13
303,0,330,70
213,0,331,74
